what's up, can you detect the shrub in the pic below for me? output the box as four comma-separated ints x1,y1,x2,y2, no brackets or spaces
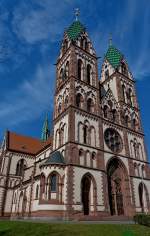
133,214,150,227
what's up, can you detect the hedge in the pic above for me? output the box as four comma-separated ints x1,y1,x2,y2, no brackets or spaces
133,214,150,227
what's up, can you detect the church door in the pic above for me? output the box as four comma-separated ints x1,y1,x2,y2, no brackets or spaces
81,176,91,215
107,159,125,216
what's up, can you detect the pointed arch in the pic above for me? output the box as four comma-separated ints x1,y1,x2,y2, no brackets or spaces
76,93,84,108
107,157,131,216
40,173,46,200
78,59,83,80
87,64,92,85
87,98,94,113
81,173,97,215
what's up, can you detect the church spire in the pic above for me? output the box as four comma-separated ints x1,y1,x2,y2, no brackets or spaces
75,8,80,21
109,33,112,46
41,113,50,141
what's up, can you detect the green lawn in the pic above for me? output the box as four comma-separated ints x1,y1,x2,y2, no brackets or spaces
0,221,149,236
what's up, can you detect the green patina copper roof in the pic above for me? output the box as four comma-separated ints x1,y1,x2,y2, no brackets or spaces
42,151,65,166
105,45,123,69
66,20,85,41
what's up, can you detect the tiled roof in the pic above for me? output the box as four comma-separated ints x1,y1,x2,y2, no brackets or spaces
66,20,85,40
105,46,123,69
42,151,65,166
7,131,52,155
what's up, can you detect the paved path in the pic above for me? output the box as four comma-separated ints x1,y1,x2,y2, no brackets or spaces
6,219,135,224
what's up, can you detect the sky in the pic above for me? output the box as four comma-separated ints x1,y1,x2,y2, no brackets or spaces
0,0,150,159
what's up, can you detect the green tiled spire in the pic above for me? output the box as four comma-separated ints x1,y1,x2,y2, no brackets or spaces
41,113,50,141
105,45,123,69
66,20,85,41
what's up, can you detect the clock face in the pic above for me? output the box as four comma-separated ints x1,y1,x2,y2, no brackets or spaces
104,128,122,153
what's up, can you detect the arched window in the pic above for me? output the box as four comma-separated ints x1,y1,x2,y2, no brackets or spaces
121,62,127,75
83,125,88,144
78,59,83,80
125,115,129,127
64,96,69,109
122,84,125,102
133,142,137,159
105,70,109,80
134,163,138,176
50,174,57,192
85,40,88,51
16,159,26,176
103,105,108,118
58,103,62,114
60,68,64,80
87,98,93,113
79,149,84,165
35,185,39,199
87,64,91,84
40,175,45,199
62,39,68,53
65,61,69,79
112,109,117,122
126,88,132,106
131,118,136,130
76,93,83,108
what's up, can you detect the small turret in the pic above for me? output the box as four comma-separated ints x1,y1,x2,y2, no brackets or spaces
41,113,50,141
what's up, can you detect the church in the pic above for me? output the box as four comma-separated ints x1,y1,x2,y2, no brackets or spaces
0,14,150,220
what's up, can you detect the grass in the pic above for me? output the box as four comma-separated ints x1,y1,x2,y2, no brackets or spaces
0,221,149,236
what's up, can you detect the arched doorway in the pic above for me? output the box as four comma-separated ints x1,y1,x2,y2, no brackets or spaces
138,182,149,213
81,175,91,215
107,158,130,216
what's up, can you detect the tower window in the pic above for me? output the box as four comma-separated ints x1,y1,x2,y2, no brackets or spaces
83,125,88,144
125,115,129,127
121,62,127,75
105,69,109,80
87,98,93,113
58,103,62,114
78,59,83,80
76,93,83,108
65,61,69,79
131,118,136,130
103,105,108,118
87,64,91,84
122,84,125,102
112,109,117,122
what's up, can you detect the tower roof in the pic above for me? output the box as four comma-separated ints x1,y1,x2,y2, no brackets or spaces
105,45,123,69
66,20,85,41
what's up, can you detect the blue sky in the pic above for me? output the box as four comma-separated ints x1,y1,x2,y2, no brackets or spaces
0,0,150,159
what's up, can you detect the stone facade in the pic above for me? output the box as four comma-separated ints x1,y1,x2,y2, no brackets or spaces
0,19,150,220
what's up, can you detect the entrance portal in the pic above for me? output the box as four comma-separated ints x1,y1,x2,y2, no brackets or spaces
107,158,126,216
81,175,91,215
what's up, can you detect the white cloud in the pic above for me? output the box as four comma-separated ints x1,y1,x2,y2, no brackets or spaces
12,0,72,44
0,64,55,127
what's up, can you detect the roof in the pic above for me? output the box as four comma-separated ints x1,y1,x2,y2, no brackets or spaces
66,20,85,41
7,131,52,155
42,151,65,166
105,45,123,69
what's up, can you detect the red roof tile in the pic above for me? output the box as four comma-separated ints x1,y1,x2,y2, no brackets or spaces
7,131,52,155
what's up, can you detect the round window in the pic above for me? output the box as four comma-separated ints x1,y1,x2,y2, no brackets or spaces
104,128,122,153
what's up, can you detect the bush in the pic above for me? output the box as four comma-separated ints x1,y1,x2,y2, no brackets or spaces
133,214,150,227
